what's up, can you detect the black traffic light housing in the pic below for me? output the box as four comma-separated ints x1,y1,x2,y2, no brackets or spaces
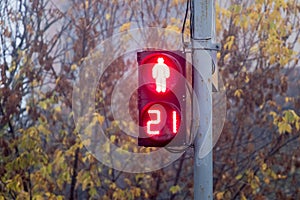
137,50,186,147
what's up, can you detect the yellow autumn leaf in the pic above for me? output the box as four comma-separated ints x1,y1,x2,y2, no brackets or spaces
82,139,91,146
270,170,278,179
269,55,277,65
254,175,260,184
120,22,131,32
33,194,44,200
9,61,16,73
250,179,259,190
278,174,287,179
241,193,247,200
234,89,243,98
216,192,224,200
269,111,277,118
39,101,48,110
223,53,230,63
278,121,292,134
261,163,267,171
217,52,221,60
169,185,181,194
110,135,116,143
224,36,235,50
131,187,141,197
283,110,296,123
110,182,116,189
105,13,110,20
167,25,180,32
235,174,243,180
57,196,64,200
54,106,61,113
45,192,51,197
37,124,51,135
250,45,258,54
264,177,270,184
55,77,61,85
93,113,105,125
71,64,77,71
296,121,300,131
245,74,250,83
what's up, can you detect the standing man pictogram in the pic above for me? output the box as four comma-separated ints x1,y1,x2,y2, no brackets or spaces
152,57,170,93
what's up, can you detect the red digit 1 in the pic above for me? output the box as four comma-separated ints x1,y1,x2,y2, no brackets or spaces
147,109,161,135
172,111,176,134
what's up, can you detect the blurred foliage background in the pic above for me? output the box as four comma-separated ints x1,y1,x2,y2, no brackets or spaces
0,0,300,199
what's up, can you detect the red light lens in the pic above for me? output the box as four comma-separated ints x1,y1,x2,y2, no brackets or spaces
139,54,182,94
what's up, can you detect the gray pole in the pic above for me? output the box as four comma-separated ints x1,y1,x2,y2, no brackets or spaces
192,0,215,199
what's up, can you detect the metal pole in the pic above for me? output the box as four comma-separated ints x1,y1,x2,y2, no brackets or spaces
192,0,214,199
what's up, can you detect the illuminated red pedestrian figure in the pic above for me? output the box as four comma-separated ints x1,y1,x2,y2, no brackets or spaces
152,57,170,93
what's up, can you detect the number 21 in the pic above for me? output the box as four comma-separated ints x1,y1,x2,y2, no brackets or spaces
147,109,178,135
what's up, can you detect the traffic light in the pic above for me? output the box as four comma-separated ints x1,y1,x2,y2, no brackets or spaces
137,50,186,147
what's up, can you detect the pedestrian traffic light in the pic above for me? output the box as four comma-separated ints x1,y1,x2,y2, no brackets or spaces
137,50,186,147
